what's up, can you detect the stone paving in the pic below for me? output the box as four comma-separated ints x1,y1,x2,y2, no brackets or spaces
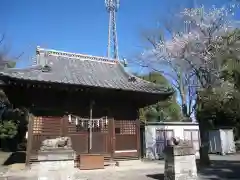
0,155,240,180
0,160,165,180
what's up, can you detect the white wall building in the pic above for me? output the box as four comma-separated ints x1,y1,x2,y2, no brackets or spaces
145,122,200,160
209,128,236,155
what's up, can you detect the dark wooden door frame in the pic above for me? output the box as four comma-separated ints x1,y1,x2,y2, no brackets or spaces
26,115,140,164
87,117,112,155
109,118,115,160
112,120,139,158
26,113,34,166
136,119,140,158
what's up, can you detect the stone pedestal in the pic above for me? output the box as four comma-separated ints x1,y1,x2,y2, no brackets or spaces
37,149,76,180
164,145,198,180
38,149,75,161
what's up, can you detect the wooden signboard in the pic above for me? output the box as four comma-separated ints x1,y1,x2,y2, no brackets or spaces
79,154,104,170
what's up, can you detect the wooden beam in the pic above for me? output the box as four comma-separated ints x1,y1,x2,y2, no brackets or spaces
25,113,34,167
136,119,141,159
109,118,115,161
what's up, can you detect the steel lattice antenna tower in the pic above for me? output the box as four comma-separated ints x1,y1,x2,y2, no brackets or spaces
193,0,197,8
105,0,119,60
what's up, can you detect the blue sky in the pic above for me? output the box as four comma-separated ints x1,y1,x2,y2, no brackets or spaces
0,0,230,68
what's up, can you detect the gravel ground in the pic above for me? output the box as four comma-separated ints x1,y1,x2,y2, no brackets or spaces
1,154,240,180
0,167,164,180
0,160,165,180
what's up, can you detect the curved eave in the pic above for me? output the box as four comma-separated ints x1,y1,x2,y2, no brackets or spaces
0,74,173,96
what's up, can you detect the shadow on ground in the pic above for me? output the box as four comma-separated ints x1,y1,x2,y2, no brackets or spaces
197,159,240,180
3,151,26,165
146,174,164,180
146,158,240,180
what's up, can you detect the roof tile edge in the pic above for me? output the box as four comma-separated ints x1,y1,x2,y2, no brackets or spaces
36,46,118,64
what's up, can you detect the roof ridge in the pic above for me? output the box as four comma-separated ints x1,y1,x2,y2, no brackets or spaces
36,46,119,64
2,65,42,72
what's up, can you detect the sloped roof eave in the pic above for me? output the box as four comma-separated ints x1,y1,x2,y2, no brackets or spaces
0,72,173,96
0,48,172,95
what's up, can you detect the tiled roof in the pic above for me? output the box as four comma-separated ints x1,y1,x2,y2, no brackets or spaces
0,48,172,95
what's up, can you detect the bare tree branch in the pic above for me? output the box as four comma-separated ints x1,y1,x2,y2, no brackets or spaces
0,33,24,68
132,3,240,118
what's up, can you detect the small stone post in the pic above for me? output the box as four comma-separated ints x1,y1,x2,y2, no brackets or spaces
163,138,198,180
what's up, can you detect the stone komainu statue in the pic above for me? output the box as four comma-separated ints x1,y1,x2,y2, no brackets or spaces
40,136,72,151
167,137,192,146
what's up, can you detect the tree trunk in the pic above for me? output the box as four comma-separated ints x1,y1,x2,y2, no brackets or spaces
199,119,211,166
196,88,212,166
180,91,188,118
182,103,188,117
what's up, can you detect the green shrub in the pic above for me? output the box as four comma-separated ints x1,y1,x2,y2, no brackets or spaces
0,120,18,139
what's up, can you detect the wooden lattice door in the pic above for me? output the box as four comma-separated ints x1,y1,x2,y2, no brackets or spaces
31,116,66,154
90,117,110,154
67,116,111,155
114,120,139,158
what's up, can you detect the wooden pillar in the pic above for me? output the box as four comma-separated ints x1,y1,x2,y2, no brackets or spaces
136,119,141,159
25,113,34,167
88,100,95,153
61,115,69,137
109,118,115,160
140,123,146,158
60,116,64,136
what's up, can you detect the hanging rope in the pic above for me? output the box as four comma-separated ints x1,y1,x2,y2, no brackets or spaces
67,114,108,128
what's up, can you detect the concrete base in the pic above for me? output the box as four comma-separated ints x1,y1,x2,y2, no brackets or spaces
38,149,75,161
37,160,76,180
164,145,198,180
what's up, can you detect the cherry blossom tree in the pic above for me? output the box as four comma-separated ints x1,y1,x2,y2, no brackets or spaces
135,32,197,119
136,3,240,165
